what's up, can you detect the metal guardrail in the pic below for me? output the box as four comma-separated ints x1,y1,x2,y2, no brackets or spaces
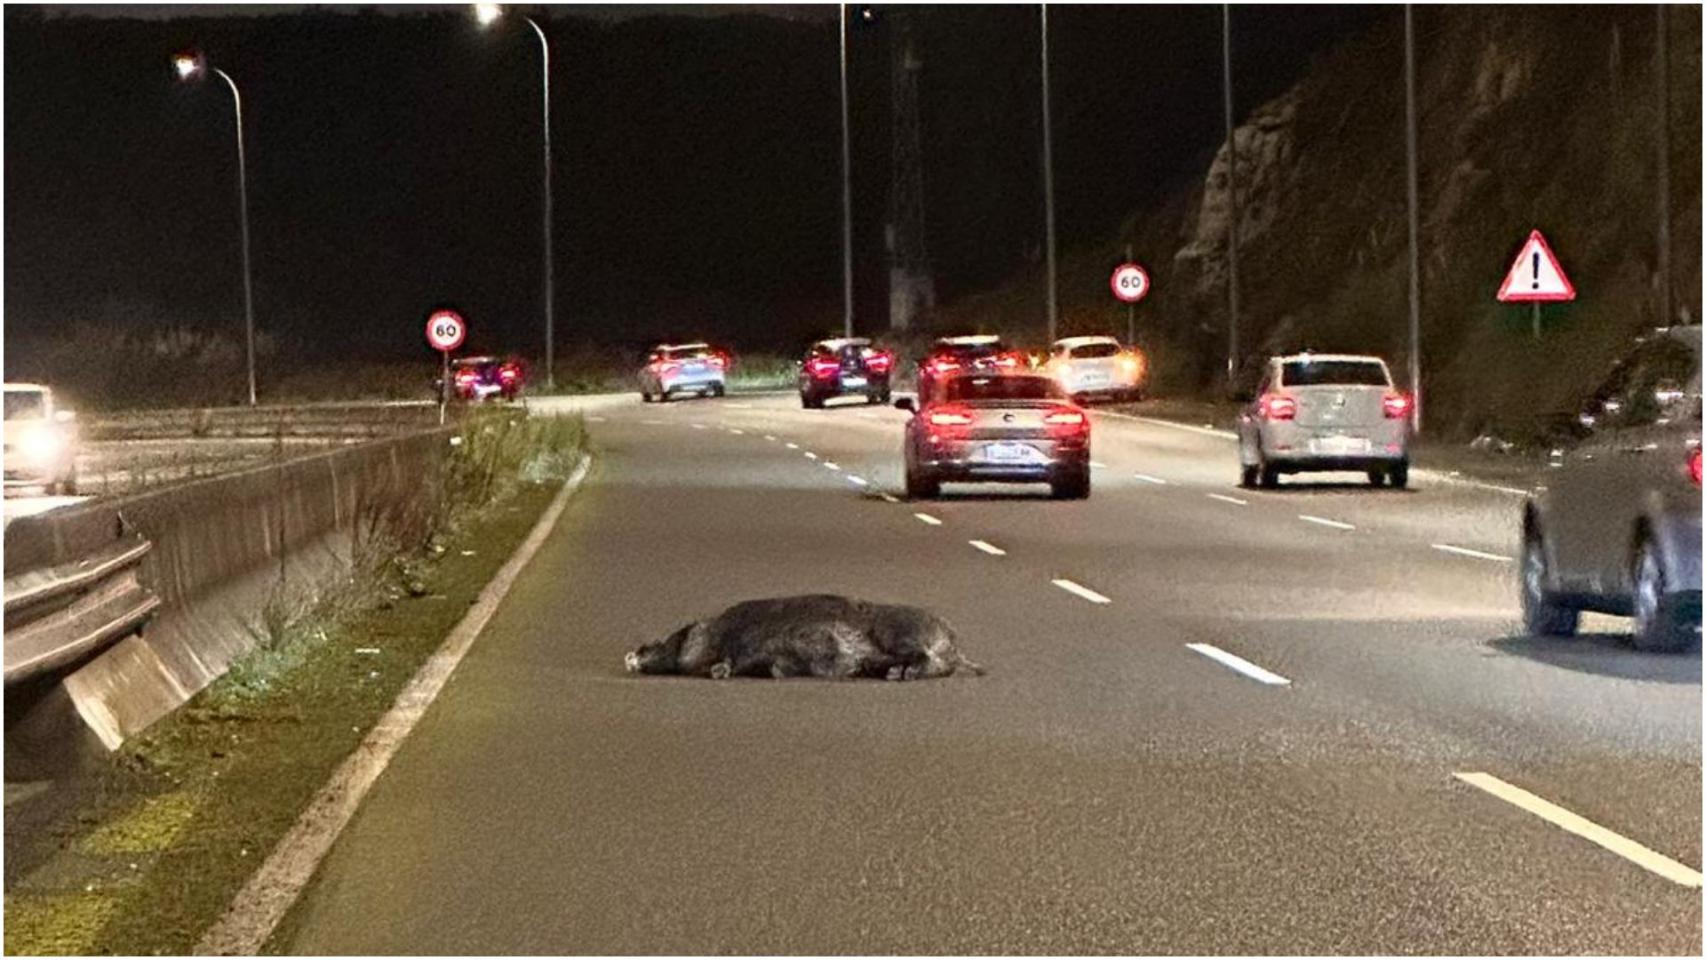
3,535,160,686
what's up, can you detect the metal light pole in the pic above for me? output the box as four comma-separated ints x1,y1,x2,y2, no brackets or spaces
839,3,855,338
1220,4,1240,387
1040,3,1059,345
477,5,555,389
1655,3,1671,326
174,53,257,406
1404,5,1423,431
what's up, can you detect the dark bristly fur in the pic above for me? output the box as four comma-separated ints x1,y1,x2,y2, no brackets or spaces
624,595,985,680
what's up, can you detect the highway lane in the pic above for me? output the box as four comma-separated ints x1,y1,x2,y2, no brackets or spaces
277,392,1699,954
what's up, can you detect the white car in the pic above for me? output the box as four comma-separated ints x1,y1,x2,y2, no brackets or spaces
638,343,727,402
1045,335,1147,403
3,382,79,495
1236,353,1412,489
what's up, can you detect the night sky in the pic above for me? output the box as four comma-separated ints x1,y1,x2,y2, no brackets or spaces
5,4,1383,361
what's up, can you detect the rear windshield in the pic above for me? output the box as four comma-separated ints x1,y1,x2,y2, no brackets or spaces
1281,360,1389,387
662,346,712,360
945,376,1065,402
4,391,45,420
1068,343,1121,359
935,339,1007,360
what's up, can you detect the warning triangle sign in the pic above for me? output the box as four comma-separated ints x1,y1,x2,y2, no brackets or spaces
1497,229,1576,302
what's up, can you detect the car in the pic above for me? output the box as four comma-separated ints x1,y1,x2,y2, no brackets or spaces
896,373,1091,500
638,342,727,402
1236,352,1412,489
914,335,1028,404
1521,325,1702,652
446,356,525,402
1045,335,1148,403
798,337,894,408
3,382,79,495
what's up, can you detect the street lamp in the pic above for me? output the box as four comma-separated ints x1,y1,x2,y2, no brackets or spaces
475,4,556,391
1039,3,1058,345
173,50,258,407
838,4,854,338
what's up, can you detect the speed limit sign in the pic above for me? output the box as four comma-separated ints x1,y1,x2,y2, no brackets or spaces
1110,262,1150,304
425,309,466,352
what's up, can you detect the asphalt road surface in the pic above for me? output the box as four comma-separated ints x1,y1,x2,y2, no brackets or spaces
279,392,1700,954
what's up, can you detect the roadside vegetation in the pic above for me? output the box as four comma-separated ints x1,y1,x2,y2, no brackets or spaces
2,408,587,956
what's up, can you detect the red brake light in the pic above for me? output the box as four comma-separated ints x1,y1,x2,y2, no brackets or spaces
1259,394,1297,421
928,409,975,426
928,358,962,376
1690,446,1701,487
1382,391,1413,419
993,352,1021,369
865,351,893,374
454,370,477,385
498,364,519,382
708,355,727,369
807,357,840,378
1043,407,1089,437
1043,409,1086,426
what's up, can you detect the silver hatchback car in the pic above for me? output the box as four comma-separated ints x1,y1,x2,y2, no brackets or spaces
1522,326,1702,652
1237,353,1413,489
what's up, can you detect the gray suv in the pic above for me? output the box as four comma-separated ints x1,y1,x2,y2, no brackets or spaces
1522,326,1702,651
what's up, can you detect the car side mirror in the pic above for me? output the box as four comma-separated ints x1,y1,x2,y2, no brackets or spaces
894,397,916,414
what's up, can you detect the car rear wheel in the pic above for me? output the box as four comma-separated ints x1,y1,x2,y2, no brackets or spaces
1521,530,1579,637
1632,537,1692,652
1239,463,1258,488
1258,464,1280,489
1389,461,1410,490
801,393,822,409
1051,467,1091,500
710,384,726,398
905,466,939,500
1366,469,1385,487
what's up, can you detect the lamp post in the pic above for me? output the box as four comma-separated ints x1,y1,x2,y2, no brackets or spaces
1220,4,1240,389
475,4,555,390
174,51,257,407
838,3,855,338
1039,3,1058,345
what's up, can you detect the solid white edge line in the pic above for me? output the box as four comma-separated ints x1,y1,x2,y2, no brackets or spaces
1133,473,1168,485
587,416,608,423
968,540,1006,556
196,457,594,955
1299,514,1355,531
1207,493,1248,506
1185,642,1292,686
1051,578,1112,604
1097,409,1239,439
913,512,943,526
1431,543,1514,563
1453,772,1704,888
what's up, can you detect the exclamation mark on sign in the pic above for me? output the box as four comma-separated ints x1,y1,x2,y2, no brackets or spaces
1532,251,1541,290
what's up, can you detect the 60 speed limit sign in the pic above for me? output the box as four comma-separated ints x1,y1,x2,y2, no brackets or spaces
425,309,467,352
1110,262,1151,303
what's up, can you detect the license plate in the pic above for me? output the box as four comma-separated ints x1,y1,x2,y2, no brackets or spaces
980,441,1040,462
1312,435,1370,455
842,376,867,388
684,363,704,373
1079,373,1109,386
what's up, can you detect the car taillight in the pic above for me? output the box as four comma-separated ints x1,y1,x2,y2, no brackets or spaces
498,364,519,382
708,355,728,369
1259,394,1297,421
655,361,681,377
1382,391,1413,419
807,357,839,378
928,358,962,376
865,351,893,374
1044,407,1089,436
928,409,974,426
454,370,477,385
1690,446,1702,487
993,352,1022,369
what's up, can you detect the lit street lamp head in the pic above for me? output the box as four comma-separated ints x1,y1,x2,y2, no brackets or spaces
474,3,503,26
172,52,204,80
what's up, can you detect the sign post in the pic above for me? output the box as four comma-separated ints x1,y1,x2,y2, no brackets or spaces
425,309,467,425
1495,229,1576,340
1110,257,1150,346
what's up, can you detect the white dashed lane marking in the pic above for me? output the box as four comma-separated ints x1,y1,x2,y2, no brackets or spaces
763,434,777,442
1133,473,1168,485
641,419,663,426
1051,579,1111,604
847,475,868,486
729,428,745,435
1207,493,1248,506
1432,543,1513,563
804,452,819,460
691,423,707,430
968,540,1006,557
785,442,800,450
823,461,841,471
1299,514,1355,531
1454,772,1704,888
879,493,901,504
1186,643,1291,686
913,512,943,526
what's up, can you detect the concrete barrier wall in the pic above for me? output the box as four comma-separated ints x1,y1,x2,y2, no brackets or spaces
3,428,452,758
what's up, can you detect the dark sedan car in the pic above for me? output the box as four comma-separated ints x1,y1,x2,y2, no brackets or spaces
897,373,1090,500
799,338,894,408
914,335,1028,404
1522,325,1701,651
445,356,525,402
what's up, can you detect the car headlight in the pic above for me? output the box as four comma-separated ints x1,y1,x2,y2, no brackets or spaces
15,425,66,465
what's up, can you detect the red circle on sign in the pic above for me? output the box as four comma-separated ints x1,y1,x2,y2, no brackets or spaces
1110,263,1150,303
425,310,466,352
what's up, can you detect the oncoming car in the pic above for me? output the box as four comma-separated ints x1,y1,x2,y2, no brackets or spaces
914,335,1027,404
896,373,1090,500
1046,335,1147,403
639,342,727,402
1236,353,1412,489
798,337,894,408
1522,325,1702,652
3,383,78,495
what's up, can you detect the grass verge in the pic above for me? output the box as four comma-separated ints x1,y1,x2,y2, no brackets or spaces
3,410,587,956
